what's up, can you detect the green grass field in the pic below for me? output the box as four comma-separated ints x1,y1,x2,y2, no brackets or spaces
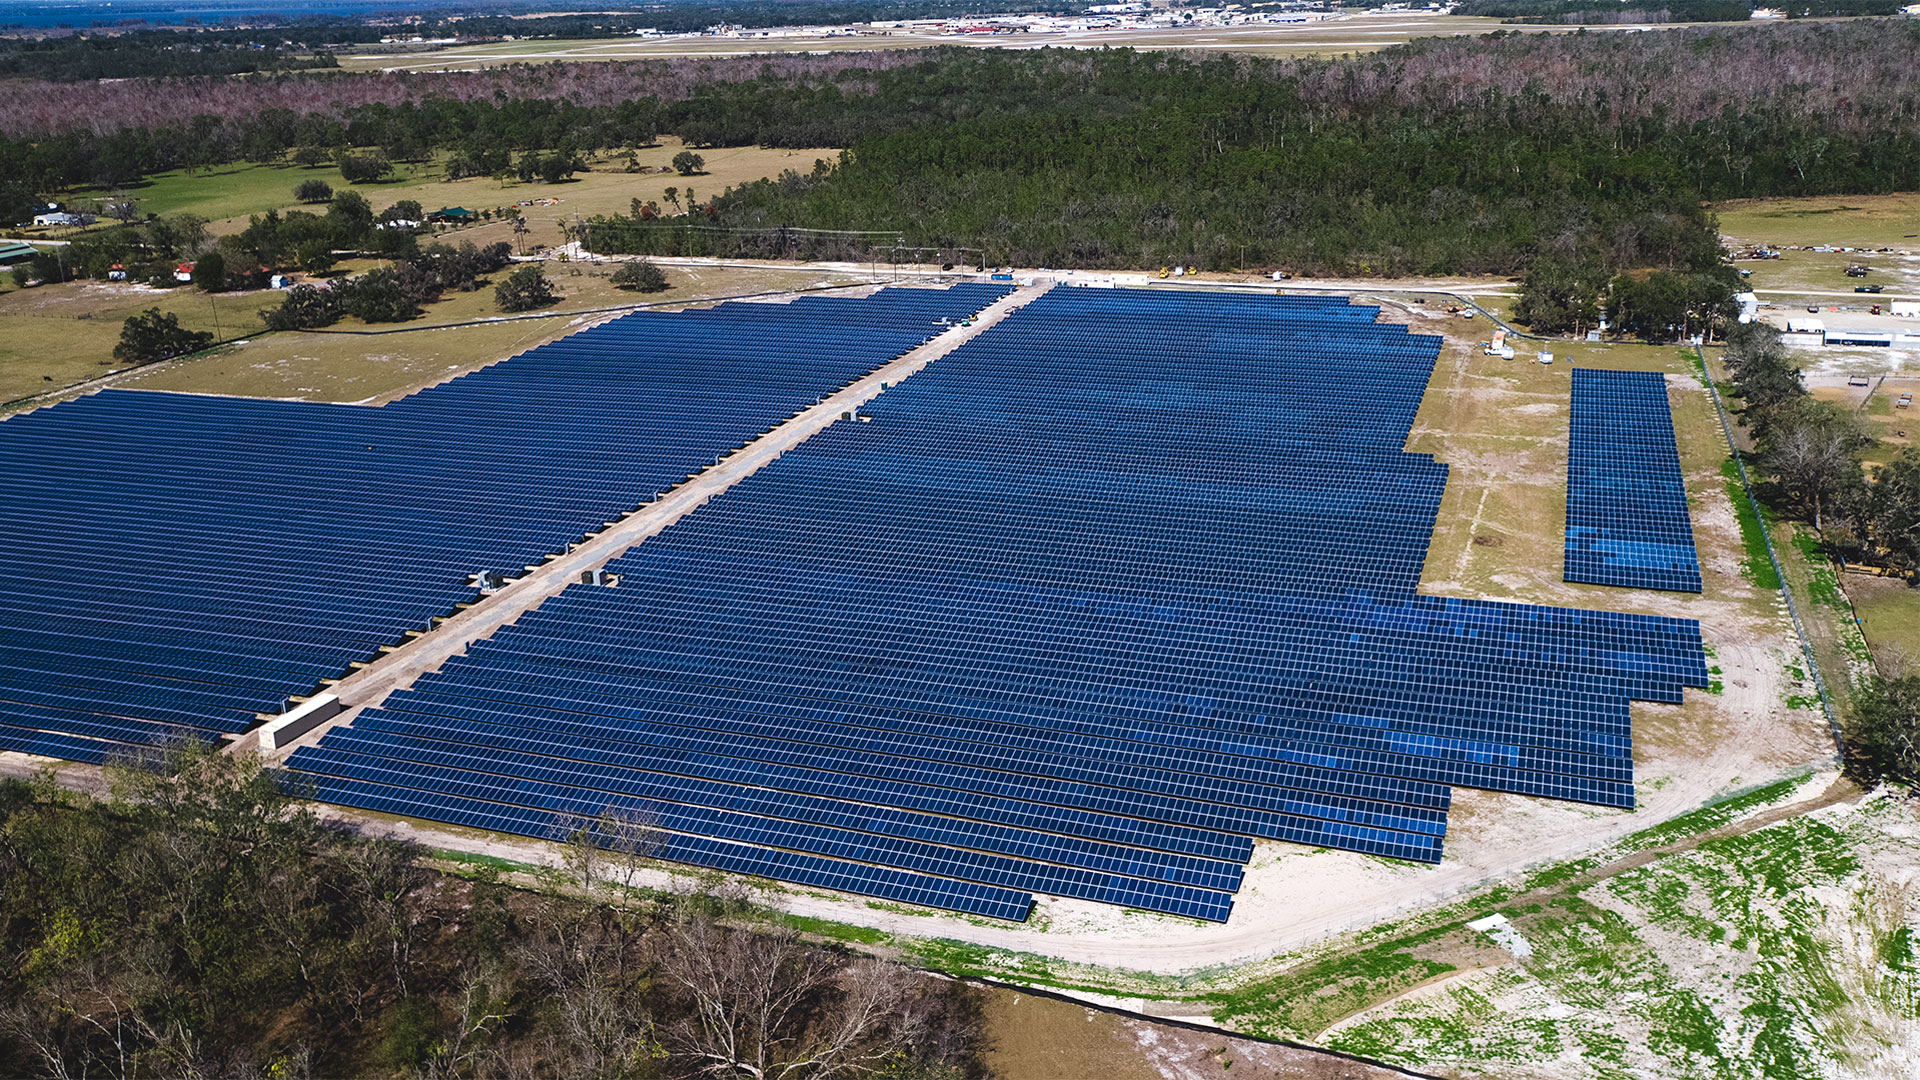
1714,192,1920,250
118,263,862,402
0,278,233,404
1,140,840,402
53,139,838,254
67,157,440,225
1846,573,1920,671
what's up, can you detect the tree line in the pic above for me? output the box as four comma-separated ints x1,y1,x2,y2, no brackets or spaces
0,32,338,82
0,745,984,1079
560,23,1916,283
1721,320,1916,566
5,22,1920,297
1716,321,1920,787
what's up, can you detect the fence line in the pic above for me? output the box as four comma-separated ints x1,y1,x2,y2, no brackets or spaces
1693,345,1843,757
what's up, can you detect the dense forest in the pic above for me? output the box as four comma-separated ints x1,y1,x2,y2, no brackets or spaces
0,747,985,1079
587,20,1920,292
4,20,1920,312
0,33,338,81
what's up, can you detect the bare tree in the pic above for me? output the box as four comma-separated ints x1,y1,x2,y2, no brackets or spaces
1765,404,1867,532
661,916,931,1079
334,831,433,998
421,961,514,1080
516,906,660,1078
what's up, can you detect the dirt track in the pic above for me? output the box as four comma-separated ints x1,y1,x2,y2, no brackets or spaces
248,282,1052,760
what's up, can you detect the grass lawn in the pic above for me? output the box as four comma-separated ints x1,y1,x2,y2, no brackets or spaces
119,263,864,402
1713,191,1920,313
65,156,440,225
1845,572,1920,671
57,139,839,255
0,278,237,404
1713,191,1920,250
2,140,838,402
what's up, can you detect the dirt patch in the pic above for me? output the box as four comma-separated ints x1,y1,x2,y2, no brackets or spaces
979,987,1413,1080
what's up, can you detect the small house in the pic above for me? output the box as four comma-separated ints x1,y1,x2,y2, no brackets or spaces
108,263,127,281
174,262,194,283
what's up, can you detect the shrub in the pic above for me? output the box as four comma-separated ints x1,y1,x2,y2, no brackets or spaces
260,283,341,331
293,178,333,204
338,151,393,185
191,251,226,292
327,190,374,247
495,264,559,312
337,267,418,323
114,308,213,364
610,258,669,293
1846,676,1920,784
380,200,423,227
296,239,337,275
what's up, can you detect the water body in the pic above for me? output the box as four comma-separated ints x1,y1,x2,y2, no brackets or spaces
0,1,628,30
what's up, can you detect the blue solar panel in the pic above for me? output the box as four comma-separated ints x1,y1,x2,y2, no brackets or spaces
0,283,1013,752
2,285,1710,922
280,287,1707,922
1564,367,1703,592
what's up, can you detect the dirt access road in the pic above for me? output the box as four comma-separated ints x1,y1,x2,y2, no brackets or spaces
249,281,1052,758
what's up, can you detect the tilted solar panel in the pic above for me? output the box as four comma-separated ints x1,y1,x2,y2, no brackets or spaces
283,288,1707,922
1564,367,1703,593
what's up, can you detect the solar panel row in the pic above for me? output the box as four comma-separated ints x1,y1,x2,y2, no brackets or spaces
0,284,1013,760
1564,367,1703,593
287,287,1709,922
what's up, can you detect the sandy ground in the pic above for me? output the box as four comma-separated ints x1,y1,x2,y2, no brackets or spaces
1315,789,1920,1078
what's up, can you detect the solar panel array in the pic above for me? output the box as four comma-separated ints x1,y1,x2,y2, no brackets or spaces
288,288,1709,924
1564,367,1703,593
0,284,1011,763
